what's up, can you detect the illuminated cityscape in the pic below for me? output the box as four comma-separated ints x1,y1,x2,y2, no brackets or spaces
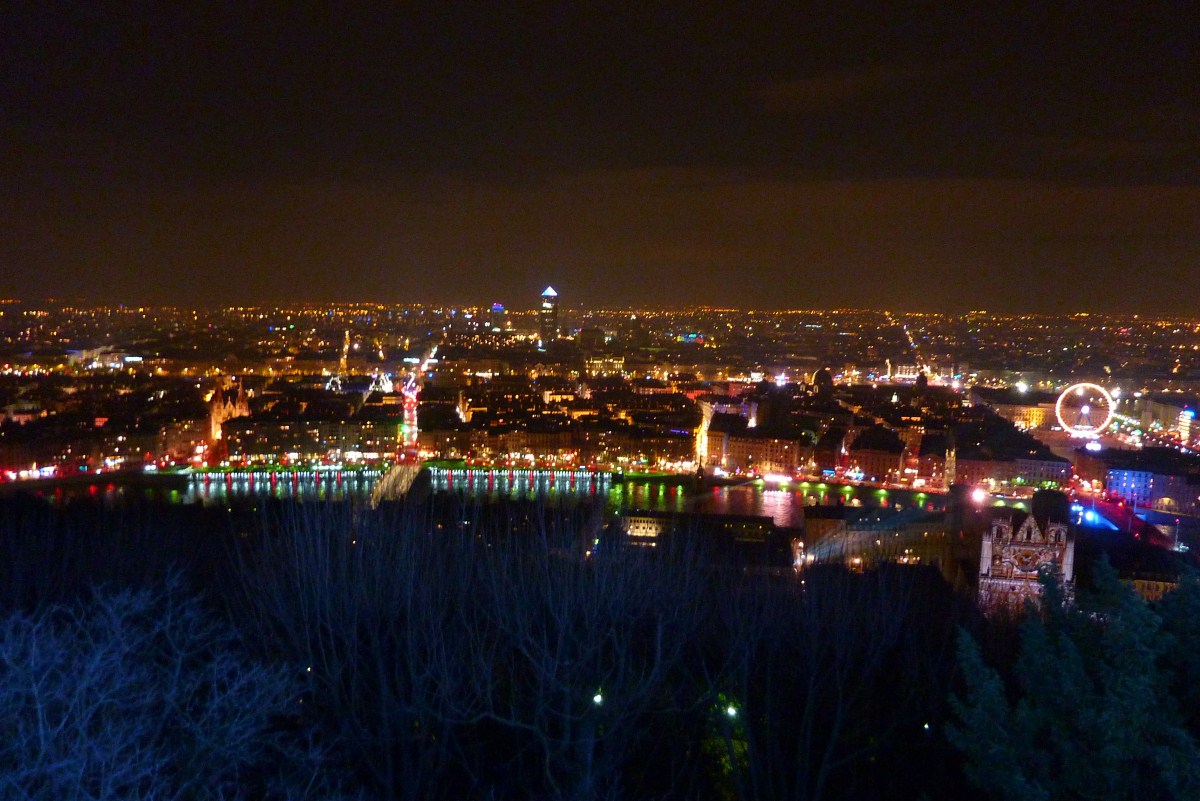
4,294,1200,796
3,4,1199,800
4,294,1200,527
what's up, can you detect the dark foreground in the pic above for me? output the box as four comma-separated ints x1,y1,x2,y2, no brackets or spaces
0,493,1197,801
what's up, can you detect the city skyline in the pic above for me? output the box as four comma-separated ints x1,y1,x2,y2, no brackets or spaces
5,7,1200,793
3,5,1198,313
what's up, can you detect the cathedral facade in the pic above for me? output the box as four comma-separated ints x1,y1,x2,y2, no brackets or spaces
209,383,251,443
979,510,1075,612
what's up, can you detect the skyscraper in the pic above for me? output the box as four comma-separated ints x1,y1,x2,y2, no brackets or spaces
489,302,508,332
538,286,559,349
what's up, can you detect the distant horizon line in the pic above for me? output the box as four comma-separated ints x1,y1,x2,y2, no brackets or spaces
0,297,1192,320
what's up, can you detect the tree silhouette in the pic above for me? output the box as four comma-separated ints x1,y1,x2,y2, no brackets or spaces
0,582,336,800
950,562,1200,800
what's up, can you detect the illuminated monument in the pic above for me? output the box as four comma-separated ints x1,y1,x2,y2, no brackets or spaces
209,381,250,442
979,508,1075,612
538,286,559,349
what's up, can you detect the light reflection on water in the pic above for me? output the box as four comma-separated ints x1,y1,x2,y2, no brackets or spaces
167,470,945,528
184,471,377,504
621,484,941,528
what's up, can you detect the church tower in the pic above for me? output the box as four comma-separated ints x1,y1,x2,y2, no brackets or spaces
209,380,251,443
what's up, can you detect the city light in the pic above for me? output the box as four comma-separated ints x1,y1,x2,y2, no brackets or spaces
1,9,1195,799
3,303,1198,532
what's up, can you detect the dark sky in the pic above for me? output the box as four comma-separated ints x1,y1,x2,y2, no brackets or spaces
3,3,1198,312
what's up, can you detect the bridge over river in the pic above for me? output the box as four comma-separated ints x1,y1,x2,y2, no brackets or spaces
6,465,949,529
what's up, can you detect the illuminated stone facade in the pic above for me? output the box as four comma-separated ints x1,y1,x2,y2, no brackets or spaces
979,512,1074,612
209,383,250,442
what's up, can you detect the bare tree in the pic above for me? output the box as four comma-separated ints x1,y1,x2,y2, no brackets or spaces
228,499,491,800
228,497,729,801
464,523,720,801
712,564,958,801
0,581,336,800
225,495,965,801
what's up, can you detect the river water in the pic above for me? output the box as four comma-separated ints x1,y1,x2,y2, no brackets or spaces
180,467,944,529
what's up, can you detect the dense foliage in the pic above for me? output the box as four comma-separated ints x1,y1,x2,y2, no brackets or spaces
950,564,1200,801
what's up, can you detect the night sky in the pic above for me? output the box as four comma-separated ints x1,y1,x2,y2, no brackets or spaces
3,4,1198,312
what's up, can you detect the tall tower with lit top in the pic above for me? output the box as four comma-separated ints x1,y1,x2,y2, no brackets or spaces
538,286,559,349
489,302,508,332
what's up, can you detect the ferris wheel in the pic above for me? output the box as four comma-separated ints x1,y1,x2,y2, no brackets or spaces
1055,383,1115,438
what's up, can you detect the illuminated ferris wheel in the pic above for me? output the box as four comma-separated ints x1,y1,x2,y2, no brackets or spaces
1055,383,1115,438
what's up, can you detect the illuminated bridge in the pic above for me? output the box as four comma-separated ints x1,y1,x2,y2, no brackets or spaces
426,466,613,496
